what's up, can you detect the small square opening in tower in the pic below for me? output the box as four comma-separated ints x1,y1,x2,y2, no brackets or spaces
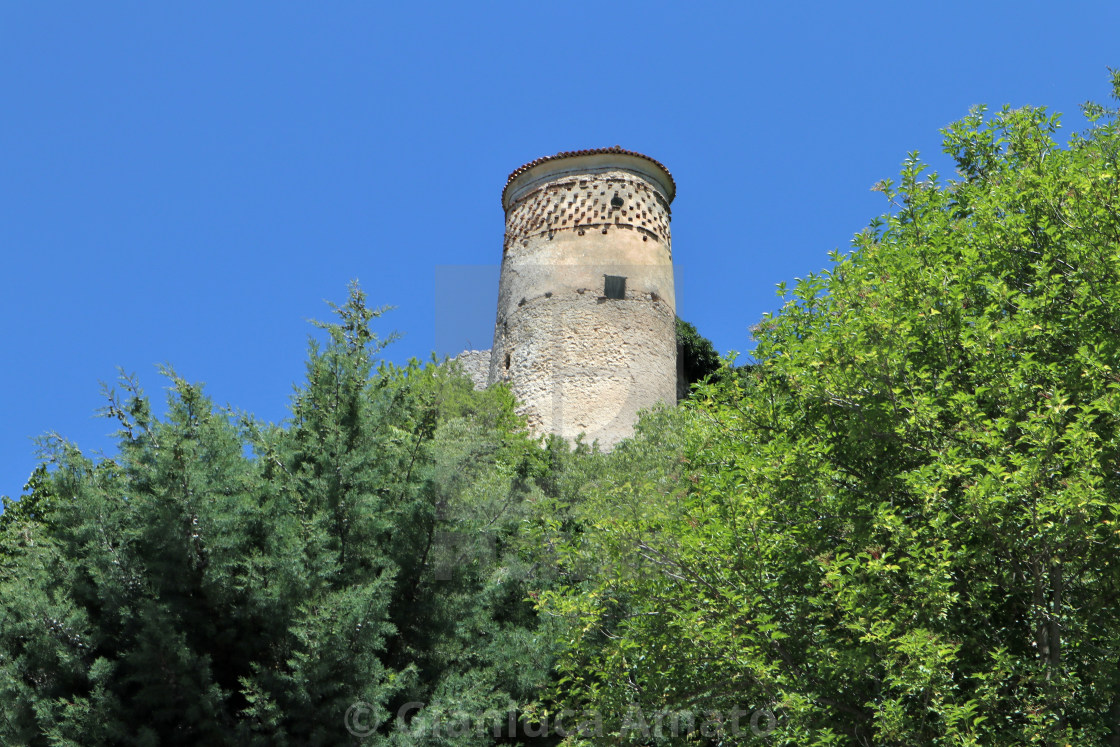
604,275,626,300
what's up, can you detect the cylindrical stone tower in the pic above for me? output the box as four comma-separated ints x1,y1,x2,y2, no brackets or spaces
489,147,677,448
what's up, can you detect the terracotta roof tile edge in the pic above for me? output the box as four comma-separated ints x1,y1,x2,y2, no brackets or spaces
502,146,675,207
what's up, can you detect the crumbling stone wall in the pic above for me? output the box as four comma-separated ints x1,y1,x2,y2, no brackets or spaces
452,349,491,391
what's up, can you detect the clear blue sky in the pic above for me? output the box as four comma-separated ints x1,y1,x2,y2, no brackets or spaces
3,2,1118,497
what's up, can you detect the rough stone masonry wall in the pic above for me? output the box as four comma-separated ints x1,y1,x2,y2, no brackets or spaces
490,164,676,449
452,349,492,391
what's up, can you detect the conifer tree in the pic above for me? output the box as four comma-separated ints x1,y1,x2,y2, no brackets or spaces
0,283,556,745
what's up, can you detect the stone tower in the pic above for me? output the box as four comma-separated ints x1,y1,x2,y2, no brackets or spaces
488,147,677,448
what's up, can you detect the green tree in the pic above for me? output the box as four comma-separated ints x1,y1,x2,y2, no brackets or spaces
0,283,558,745
675,317,721,394
0,465,57,539
539,74,1120,745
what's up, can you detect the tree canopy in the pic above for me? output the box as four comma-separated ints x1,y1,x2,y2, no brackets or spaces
0,285,561,745
539,74,1120,745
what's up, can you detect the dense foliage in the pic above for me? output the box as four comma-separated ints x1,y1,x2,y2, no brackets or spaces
540,75,1120,745
5,76,1120,746
0,286,561,746
675,317,721,392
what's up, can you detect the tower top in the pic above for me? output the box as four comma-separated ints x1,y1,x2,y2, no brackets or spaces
502,146,675,210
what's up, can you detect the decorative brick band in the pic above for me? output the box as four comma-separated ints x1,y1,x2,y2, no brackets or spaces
504,172,671,252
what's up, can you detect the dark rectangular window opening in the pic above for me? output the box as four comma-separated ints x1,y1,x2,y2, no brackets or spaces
604,275,626,300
